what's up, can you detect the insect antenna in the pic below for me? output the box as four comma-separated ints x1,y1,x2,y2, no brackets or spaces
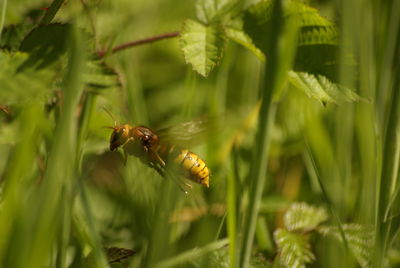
102,106,118,127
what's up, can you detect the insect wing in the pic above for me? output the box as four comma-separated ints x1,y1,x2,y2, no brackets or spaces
156,102,261,151
156,117,210,147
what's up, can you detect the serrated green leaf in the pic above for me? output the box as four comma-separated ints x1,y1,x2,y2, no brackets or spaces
0,23,33,51
288,71,361,104
250,253,271,268
201,246,230,268
83,59,120,92
0,51,57,105
105,247,136,264
243,0,338,49
298,26,338,46
180,19,224,77
196,0,238,24
274,229,315,268
243,0,347,83
19,23,70,70
284,1,335,28
318,224,374,268
225,27,265,61
190,246,271,268
284,202,328,231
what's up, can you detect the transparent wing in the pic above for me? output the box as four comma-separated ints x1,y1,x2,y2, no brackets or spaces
155,102,261,151
156,117,211,147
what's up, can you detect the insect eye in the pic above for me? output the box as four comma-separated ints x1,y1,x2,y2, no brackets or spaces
111,132,118,142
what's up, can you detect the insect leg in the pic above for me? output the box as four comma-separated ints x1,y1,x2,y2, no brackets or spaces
148,153,191,194
163,166,192,194
123,149,128,166
148,162,165,177
122,137,135,165
148,147,166,166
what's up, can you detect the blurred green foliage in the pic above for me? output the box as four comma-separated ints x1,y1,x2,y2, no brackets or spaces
0,0,399,267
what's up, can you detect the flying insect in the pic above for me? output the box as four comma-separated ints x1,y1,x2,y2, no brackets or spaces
108,120,210,190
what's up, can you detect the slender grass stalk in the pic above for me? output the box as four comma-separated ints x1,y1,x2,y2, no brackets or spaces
385,135,400,219
255,216,273,252
0,105,42,267
74,92,107,267
142,179,181,268
239,0,282,266
374,52,400,268
210,43,233,116
227,146,239,268
39,0,65,25
238,55,276,268
238,0,300,264
183,68,197,119
336,0,357,219
154,238,229,268
77,93,97,171
122,58,148,125
303,144,350,252
55,188,72,268
354,0,378,226
215,212,227,240
373,0,400,265
25,23,89,268
0,0,7,41
77,176,109,267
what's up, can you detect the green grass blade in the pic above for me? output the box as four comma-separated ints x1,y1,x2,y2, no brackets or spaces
372,0,400,265
154,238,229,268
39,0,65,25
239,0,282,266
76,93,97,171
374,51,400,268
26,23,87,268
0,105,43,267
255,216,273,252
77,177,109,267
227,147,239,268
0,0,7,41
142,179,182,268
303,145,350,252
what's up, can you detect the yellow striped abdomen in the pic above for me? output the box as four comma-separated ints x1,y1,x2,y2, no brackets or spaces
163,148,208,187
156,145,210,187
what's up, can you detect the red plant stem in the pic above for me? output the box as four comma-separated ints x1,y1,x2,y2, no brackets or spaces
98,31,180,57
